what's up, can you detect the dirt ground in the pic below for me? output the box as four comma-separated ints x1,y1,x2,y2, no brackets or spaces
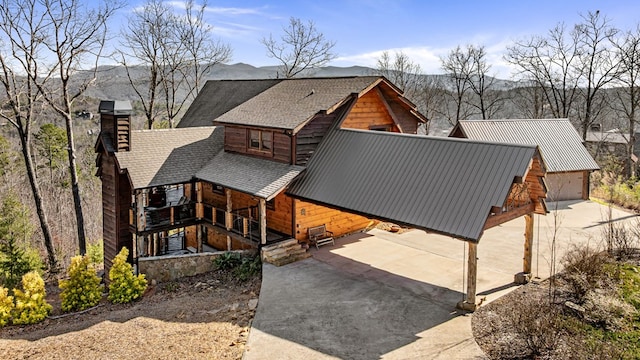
0,270,261,360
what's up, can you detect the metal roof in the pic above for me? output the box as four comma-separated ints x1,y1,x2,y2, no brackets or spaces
585,131,629,144
453,119,599,172
288,129,539,242
213,76,383,131
177,79,281,128
115,127,223,189
196,151,305,200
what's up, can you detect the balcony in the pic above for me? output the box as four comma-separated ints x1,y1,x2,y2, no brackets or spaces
131,199,197,233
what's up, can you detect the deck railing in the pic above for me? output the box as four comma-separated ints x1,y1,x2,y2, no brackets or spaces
131,202,197,232
202,204,261,240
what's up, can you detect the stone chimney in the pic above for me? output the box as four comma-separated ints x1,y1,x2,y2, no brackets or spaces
99,100,133,152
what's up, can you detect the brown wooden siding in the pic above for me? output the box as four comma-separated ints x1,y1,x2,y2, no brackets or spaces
386,96,419,133
341,90,398,132
525,155,547,215
224,125,292,164
294,199,372,242
101,155,117,271
203,225,255,250
273,132,292,163
296,113,337,166
266,192,293,236
117,171,133,261
224,126,247,153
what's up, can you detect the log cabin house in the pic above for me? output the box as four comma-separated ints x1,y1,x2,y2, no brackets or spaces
96,76,548,309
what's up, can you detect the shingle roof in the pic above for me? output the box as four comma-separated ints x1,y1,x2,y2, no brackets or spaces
214,76,383,131
178,79,281,128
115,127,223,189
288,129,539,242
196,151,305,200
453,119,599,172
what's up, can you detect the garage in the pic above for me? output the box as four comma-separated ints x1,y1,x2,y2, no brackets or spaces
450,119,600,201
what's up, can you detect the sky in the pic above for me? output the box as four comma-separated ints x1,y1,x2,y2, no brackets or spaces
115,0,640,79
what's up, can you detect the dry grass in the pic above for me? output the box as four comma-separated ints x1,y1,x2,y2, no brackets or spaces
0,270,261,360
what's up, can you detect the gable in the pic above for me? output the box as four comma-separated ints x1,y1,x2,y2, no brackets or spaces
288,129,543,242
452,119,599,173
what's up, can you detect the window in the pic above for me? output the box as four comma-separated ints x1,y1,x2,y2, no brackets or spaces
248,129,273,153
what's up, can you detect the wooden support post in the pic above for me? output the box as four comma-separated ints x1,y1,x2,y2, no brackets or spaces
516,213,534,284
196,182,203,219
457,242,478,311
196,225,203,253
226,189,232,251
259,198,267,245
243,218,249,237
136,190,146,232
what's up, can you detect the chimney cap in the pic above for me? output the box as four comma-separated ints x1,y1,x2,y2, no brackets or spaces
99,100,132,115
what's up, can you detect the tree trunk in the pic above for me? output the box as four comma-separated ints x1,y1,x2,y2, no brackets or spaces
63,113,87,255
17,126,58,271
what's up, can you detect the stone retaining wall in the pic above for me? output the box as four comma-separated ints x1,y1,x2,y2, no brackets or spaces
137,250,254,282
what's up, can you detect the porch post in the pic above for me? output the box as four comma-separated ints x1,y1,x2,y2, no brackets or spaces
259,198,267,245
458,241,478,311
516,213,534,284
136,190,146,232
226,188,232,251
196,225,203,253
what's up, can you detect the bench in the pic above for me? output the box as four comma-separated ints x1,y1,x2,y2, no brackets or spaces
308,225,334,249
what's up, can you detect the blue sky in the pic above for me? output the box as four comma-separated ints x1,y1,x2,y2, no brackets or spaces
117,0,640,78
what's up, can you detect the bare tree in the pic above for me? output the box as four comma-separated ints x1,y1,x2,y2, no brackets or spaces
28,0,121,256
466,45,505,119
261,17,336,78
375,50,424,99
0,0,57,269
506,23,582,122
120,0,231,129
611,25,640,177
573,11,618,139
440,45,474,125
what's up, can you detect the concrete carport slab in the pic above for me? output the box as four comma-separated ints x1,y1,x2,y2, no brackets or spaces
244,201,637,359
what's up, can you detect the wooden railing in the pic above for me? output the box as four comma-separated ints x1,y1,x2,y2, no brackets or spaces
202,204,260,240
131,202,197,232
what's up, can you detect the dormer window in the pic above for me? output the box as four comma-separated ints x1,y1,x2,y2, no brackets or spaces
248,129,272,153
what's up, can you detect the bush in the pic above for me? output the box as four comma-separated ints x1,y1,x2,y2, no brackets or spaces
583,290,637,331
506,296,563,358
87,240,104,266
234,254,261,281
560,245,611,304
213,252,261,281
0,286,13,327
11,271,51,325
59,255,102,312
213,252,243,271
108,248,147,304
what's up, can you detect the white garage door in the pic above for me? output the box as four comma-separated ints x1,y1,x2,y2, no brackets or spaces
546,172,584,201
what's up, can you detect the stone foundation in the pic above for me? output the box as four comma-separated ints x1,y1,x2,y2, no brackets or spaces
138,249,254,282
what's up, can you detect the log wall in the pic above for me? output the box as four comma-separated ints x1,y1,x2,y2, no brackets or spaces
294,200,372,242
341,90,398,131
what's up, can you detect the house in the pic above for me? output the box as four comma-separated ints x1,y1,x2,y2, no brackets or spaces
96,76,548,309
450,119,599,201
585,130,638,171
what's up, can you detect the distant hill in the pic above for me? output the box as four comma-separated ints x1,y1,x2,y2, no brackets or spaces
84,62,519,102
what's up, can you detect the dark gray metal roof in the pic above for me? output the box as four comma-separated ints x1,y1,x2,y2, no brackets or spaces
196,151,305,200
288,129,539,242
213,76,382,131
453,119,599,172
177,79,281,128
116,127,223,189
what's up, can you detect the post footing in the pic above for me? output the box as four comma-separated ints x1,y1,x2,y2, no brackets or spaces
514,272,531,284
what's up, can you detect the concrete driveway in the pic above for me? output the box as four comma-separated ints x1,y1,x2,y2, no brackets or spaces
243,201,637,360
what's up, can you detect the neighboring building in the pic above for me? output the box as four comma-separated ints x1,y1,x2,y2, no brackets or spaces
585,130,636,169
450,119,599,201
96,76,548,309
